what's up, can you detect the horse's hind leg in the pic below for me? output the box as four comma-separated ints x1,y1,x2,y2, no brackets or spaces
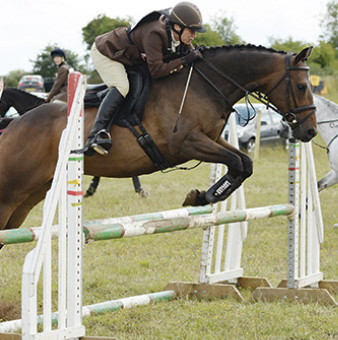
4,180,52,230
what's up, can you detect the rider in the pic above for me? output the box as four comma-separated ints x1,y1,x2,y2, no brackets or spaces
45,48,70,103
84,1,207,156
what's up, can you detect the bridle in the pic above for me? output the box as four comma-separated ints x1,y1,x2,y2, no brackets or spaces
194,51,316,130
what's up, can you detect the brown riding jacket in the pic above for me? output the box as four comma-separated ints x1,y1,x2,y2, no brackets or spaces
95,16,193,79
46,61,69,102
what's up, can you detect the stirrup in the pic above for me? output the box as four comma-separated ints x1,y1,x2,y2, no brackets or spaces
92,130,112,156
84,130,112,156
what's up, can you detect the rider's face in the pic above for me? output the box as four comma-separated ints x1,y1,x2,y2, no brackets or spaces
173,25,196,44
53,56,63,66
181,28,196,44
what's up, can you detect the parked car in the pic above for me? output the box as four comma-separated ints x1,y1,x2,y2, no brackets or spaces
224,103,285,153
18,75,45,92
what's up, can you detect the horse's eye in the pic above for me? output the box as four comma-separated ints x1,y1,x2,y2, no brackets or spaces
297,84,306,93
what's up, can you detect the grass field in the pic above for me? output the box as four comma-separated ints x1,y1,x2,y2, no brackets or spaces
1,137,338,339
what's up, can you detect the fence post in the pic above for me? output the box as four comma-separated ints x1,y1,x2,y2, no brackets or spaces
21,72,86,339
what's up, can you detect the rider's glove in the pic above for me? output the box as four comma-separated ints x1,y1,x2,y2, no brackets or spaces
182,50,203,67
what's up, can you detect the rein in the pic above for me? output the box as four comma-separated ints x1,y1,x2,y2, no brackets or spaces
194,52,316,130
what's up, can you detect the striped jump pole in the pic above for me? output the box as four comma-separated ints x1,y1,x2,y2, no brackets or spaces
0,206,212,245
0,204,291,245
0,291,176,333
83,204,294,241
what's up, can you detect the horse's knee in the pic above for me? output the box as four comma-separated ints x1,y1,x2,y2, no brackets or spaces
227,154,244,178
241,154,253,179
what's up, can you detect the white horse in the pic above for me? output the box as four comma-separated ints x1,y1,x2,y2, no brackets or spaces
313,94,338,191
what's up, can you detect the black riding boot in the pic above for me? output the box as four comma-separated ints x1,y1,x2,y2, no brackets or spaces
84,87,124,156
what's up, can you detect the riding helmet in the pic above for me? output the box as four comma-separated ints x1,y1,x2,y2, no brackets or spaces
169,2,207,33
51,48,66,59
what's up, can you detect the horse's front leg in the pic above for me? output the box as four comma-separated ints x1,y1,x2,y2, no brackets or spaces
318,169,338,192
179,131,253,206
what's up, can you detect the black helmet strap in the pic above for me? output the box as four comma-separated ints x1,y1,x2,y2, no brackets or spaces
171,24,185,45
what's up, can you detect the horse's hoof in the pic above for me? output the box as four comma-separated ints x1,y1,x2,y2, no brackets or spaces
182,189,208,206
139,189,149,198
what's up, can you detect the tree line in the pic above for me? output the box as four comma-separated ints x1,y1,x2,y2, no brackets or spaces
4,1,338,87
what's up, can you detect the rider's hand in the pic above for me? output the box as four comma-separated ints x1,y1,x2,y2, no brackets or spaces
182,50,203,66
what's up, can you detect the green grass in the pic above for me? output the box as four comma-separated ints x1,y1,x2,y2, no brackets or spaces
1,140,338,339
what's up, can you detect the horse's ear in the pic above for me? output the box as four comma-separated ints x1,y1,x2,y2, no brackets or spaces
294,46,313,64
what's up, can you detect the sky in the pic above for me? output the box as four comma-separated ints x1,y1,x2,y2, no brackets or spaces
0,0,328,76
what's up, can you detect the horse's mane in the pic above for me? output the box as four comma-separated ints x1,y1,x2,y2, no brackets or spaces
200,43,287,56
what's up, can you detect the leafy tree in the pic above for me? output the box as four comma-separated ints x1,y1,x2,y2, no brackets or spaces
310,40,337,69
194,13,244,47
269,37,338,75
268,36,309,53
211,12,244,45
82,14,131,51
31,44,87,78
3,69,27,88
194,24,224,46
320,0,338,48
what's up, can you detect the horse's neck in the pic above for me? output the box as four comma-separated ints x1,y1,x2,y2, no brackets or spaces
314,95,338,145
205,48,282,106
5,89,40,113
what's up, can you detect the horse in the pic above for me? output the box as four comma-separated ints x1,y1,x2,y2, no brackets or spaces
278,94,338,192
0,88,147,197
0,88,45,117
0,45,317,230
312,94,338,191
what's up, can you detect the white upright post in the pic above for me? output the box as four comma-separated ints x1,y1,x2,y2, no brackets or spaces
200,113,247,284
21,72,86,340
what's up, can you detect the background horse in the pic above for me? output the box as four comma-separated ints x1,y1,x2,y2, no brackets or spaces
0,45,317,230
279,94,338,192
0,88,45,117
313,94,338,191
0,88,147,197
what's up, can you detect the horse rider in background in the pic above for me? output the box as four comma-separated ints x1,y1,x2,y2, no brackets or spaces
45,48,70,103
83,1,207,157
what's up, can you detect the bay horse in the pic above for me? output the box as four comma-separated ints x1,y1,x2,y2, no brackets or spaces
0,45,317,230
0,88,147,197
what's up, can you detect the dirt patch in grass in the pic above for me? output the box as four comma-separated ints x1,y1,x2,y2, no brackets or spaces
0,299,21,321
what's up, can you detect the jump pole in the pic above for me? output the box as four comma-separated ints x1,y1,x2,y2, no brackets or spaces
0,291,176,334
0,206,213,245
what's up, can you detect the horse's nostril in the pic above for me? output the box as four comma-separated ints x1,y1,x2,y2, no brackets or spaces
308,128,317,137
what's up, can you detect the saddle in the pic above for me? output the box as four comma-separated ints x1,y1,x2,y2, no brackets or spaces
84,63,150,127
84,64,170,170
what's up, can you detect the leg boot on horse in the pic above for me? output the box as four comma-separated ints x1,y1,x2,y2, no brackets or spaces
84,87,124,156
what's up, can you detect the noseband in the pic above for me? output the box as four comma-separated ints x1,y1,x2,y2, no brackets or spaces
194,51,316,130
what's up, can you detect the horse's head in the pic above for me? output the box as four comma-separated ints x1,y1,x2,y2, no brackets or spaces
264,47,317,142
